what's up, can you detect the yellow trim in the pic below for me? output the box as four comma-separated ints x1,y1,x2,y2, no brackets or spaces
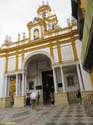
0,29,78,54
44,27,62,35
72,41,78,61
22,49,24,63
49,42,54,59
29,29,31,42
43,15,58,23
37,5,51,14
16,50,18,71
56,41,62,64
5,53,8,73
41,26,43,38
90,71,93,88
25,44,49,53
27,21,44,29
0,36,79,58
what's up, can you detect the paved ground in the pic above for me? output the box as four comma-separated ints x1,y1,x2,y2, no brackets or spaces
0,104,93,125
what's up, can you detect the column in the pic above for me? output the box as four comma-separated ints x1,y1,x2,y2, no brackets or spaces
76,64,83,90
52,67,58,93
4,76,8,97
22,73,25,96
7,76,10,96
60,66,66,92
16,74,19,96
24,74,27,96
18,75,21,95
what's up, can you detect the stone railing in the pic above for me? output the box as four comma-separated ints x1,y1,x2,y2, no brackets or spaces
83,94,93,116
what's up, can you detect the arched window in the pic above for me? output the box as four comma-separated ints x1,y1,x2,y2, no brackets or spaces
33,29,39,40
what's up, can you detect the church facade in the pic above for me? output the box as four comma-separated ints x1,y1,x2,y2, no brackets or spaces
0,3,93,108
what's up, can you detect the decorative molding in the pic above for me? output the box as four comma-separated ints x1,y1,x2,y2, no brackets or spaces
0,36,79,58
5,53,8,73
72,40,78,61
56,41,62,64
49,42,54,59
0,30,78,54
16,50,18,71
22,49,25,63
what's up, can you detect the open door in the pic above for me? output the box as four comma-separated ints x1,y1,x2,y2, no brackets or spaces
42,70,54,105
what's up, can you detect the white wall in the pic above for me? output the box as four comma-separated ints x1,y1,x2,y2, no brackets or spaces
53,47,59,63
61,44,74,61
8,56,16,71
75,40,92,90
0,57,5,97
24,52,31,59
18,55,22,70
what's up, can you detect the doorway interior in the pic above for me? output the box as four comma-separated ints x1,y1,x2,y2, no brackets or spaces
42,70,54,105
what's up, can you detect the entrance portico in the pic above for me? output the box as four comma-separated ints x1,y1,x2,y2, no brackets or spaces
2,51,86,107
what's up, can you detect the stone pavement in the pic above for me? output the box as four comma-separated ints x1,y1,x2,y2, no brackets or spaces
0,104,93,125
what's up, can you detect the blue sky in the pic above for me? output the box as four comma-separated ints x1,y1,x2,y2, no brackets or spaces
0,0,71,45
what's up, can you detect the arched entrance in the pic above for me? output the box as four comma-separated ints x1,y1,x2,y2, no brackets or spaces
24,52,55,105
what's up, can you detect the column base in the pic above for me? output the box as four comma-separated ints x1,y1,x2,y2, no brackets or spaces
0,97,11,108
81,90,93,97
14,96,26,107
55,92,68,106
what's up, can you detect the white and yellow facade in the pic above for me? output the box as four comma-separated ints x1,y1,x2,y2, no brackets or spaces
0,3,92,108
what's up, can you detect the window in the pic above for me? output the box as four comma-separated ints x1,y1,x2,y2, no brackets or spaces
29,81,34,90
67,76,74,86
33,29,39,40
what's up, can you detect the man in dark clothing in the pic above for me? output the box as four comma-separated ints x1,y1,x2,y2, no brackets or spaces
76,89,82,104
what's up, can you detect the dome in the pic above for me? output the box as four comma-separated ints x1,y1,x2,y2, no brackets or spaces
37,4,51,14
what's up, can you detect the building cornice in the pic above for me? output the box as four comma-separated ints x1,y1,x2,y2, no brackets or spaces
0,29,78,55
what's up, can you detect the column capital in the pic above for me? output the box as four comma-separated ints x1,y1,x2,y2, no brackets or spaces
16,73,19,75
4,74,8,77
22,71,25,74
52,66,56,69
59,65,62,68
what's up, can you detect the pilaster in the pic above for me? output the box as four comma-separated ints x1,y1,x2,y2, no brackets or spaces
56,41,62,64
72,40,78,61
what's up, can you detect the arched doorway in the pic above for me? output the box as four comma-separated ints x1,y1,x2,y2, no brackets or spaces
24,53,55,105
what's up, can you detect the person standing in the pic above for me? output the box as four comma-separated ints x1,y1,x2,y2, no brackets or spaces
30,91,37,109
37,91,40,105
76,89,82,104
26,93,30,106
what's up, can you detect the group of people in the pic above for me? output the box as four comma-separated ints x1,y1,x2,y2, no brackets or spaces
26,91,40,109
26,89,82,109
